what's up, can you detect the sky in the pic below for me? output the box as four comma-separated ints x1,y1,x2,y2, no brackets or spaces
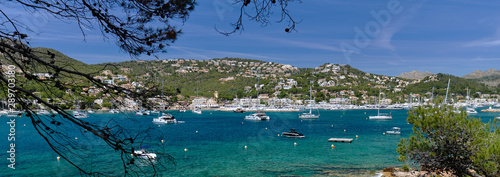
3,0,500,77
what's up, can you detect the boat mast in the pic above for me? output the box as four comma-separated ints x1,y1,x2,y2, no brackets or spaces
444,78,451,105
309,85,312,114
378,89,381,116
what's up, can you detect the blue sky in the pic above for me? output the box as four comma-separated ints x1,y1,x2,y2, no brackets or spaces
4,0,500,76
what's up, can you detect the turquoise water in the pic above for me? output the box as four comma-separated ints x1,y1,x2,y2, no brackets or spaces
1,109,497,176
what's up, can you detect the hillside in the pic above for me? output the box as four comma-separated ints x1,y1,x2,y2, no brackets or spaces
397,70,433,80
463,69,500,87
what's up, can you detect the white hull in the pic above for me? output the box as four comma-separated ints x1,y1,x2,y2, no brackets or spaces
386,131,401,135
298,113,319,119
152,114,177,124
369,115,392,120
245,113,270,121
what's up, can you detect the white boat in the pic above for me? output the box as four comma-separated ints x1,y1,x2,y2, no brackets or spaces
134,149,157,160
73,111,88,118
281,129,305,138
151,110,160,114
87,110,94,114
386,127,401,135
192,107,201,114
369,90,392,120
142,110,150,115
179,107,187,113
244,111,270,121
299,86,320,119
109,109,119,114
135,111,144,116
152,113,177,124
37,110,50,115
466,107,477,115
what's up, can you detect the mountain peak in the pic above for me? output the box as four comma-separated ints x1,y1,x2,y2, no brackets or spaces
397,70,434,80
463,69,500,79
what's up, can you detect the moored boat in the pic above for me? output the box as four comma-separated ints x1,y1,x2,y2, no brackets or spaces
281,129,305,138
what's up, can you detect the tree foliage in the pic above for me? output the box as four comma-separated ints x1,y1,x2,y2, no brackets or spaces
397,103,500,177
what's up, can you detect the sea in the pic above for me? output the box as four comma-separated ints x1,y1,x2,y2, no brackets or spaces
1,109,498,176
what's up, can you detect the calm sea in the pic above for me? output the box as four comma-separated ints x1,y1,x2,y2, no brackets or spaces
1,109,496,176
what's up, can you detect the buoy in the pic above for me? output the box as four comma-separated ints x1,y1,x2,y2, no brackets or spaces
265,127,267,130
364,112,366,114
301,120,303,122
196,131,198,133
331,125,333,127
242,122,244,124
75,137,78,140
244,146,247,149
344,129,346,132
356,135,359,138
24,124,26,126
331,144,335,148
383,132,386,135
161,140,164,143
294,142,297,146
158,125,161,127
210,113,212,114
278,134,280,136
57,156,60,160
131,154,134,157
184,148,188,152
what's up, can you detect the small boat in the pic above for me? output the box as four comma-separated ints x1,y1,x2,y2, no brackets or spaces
142,111,150,115
299,86,319,119
135,111,144,116
73,111,88,118
192,107,201,114
281,129,305,138
244,111,270,121
37,110,50,115
134,149,157,160
466,107,477,115
179,107,187,113
110,109,119,114
151,110,160,114
152,113,177,124
87,110,94,114
233,107,245,113
386,127,401,135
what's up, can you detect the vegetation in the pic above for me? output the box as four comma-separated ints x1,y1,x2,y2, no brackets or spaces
397,102,500,177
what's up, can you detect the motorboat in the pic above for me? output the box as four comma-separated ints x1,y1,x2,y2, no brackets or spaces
87,110,94,114
142,110,150,115
151,110,160,114
37,110,50,115
466,107,477,115
152,113,177,124
233,107,245,113
386,127,401,135
135,111,144,116
134,149,157,160
73,111,88,118
369,90,392,120
179,107,187,113
281,129,305,138
192,107,201,114
109,109,119,114
244,111,270,121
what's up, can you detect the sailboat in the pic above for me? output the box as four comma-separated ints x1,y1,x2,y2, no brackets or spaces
369,90,392,120
465,87,477,115
73,98,88,118
192,88,202,114
245,72,270,121
299,86,319,119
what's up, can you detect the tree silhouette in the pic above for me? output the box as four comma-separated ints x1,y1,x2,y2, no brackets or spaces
0,0,297,176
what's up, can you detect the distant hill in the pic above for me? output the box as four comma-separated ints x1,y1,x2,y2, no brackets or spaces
397,70,434,80
463,69,500,87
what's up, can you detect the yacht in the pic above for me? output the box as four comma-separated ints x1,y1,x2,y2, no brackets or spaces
37,109,50,115
192,107,201,114
386,127,401,135
244,111,270,121
281,129,305,138
369,90,392,120
0,110,8,116
466,107,477,115
299,86,320,119
152,113,177,124
134,149,157,160
73,110,88,118
87,110,94,114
